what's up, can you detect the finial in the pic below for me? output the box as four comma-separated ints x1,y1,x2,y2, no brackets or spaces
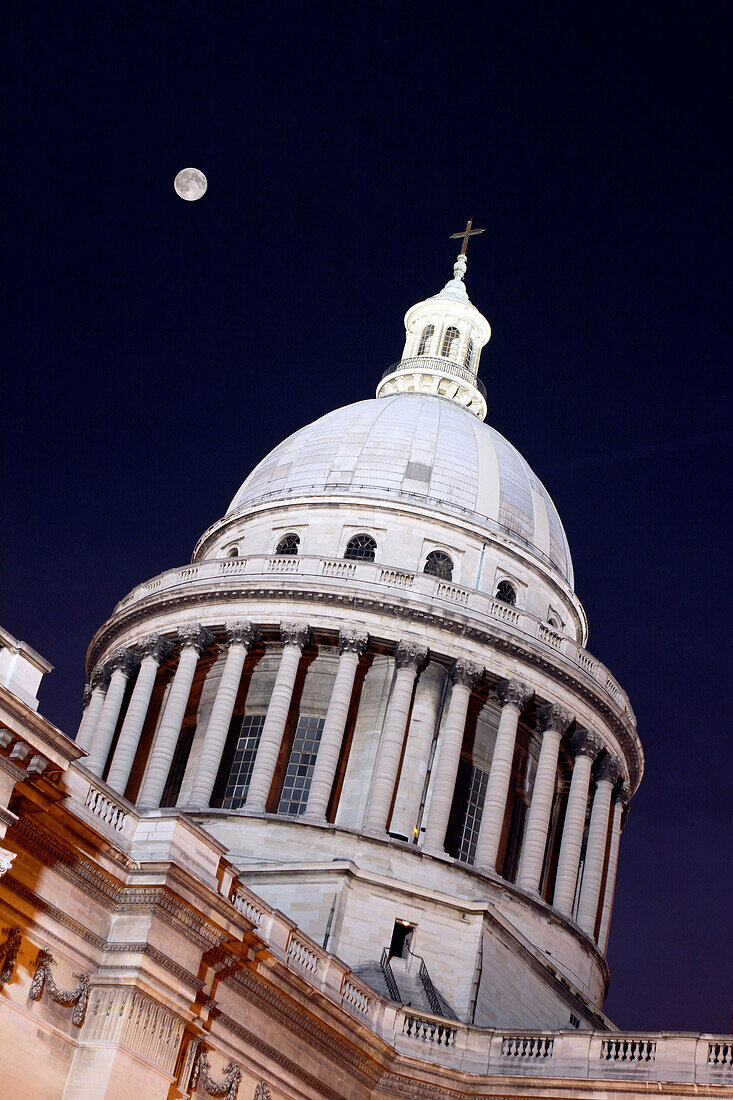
449,218,485,282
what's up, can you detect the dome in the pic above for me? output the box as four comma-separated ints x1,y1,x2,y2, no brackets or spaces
227,393,574,585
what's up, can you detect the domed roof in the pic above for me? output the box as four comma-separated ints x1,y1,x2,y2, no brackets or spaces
227,393,574,585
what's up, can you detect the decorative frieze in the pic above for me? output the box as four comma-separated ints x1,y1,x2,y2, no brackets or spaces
85,986,184,1075
29,947,90,1027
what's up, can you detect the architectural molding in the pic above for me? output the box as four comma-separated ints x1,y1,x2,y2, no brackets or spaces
29,947,90,1027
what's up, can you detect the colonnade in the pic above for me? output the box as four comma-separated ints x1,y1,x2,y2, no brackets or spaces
77,620,628,946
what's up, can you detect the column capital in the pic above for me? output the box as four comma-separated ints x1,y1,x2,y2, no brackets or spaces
569,727,603,760
139,635,174,664
280,622,311,649
90,664,111,691
178,625,212,656
394,641,429,672
537,701,573,735
450,659,482,689
596,754,623,785
496,678,532,711
108,648,139,676
614,780,631,806
338,628,369,657
225,621,259,649
81,684,92,711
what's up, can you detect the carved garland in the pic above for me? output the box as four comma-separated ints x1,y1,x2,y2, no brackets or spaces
253,1084,272,1100
0,926,22,984
189,1048,242,1100
29,947,90,1027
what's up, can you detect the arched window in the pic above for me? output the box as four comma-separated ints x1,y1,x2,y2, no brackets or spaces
416,323,434,357
423,550,453,581
344,534,377,562
495,580,517,606
547,615,560,629
440,326,460,358
464,339,475,371
275,533,300,556
226,546,239,558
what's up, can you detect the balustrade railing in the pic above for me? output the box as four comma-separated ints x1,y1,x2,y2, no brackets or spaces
600,1037,656,1062
287,933,320,975
84,783,128,832
501,1035,555,1058
402,1012,457,1046
111,553,634,721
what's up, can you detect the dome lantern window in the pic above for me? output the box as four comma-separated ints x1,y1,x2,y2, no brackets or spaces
416,324,434,356
440,326,460,359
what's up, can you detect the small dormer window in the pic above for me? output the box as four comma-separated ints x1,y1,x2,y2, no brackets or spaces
495,580,517,606
344,534,377,562
227,546,239,558
464,339,475,371
424,550,453,581
417,324,434,356
441,326,460,358
275,533,300,555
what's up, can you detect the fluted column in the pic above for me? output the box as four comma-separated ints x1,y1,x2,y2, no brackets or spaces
577,756,622,937
517,702,573,893
137,626,211,810
364,641,428,836
302,629,369,823
185,622,258,808
423,659,482,854
473,679,532,873
598,784,629,953
75,668,110,752
106,636,172,795
86,651,137,777
244,623,310,813
552,727,603,915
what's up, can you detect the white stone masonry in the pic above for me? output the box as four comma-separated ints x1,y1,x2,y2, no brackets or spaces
598,785,628,953
75,668,110,752
552,728,602,915
86,651,136,776
106,636,171,795
517,703,572,893
577,756,622,937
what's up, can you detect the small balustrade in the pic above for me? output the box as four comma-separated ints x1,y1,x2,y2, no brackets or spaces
600,1038,656,1062
217,559,247,574
501,1035,554,1058
708,1041,733,1066
379,567,413,587
487,597,521,625
266,557,300,573
435,580,470,605
321,559,357,578
84,784,127,832
230,887,264,927
287,933,320,975
537,623,563,649
402,1013,457,1046
341,976,372,1017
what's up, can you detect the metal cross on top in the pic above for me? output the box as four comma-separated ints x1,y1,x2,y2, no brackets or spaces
450,219,485,256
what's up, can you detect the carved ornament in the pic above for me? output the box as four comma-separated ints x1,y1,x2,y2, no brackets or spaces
497,678,532,711
253,1084,272,1100
178,625,212,655
189,1045,242,1100
537,701,573,735
81,683,92,710
338,628,369,657
596,754,623,785
393,640,429,672
0,926,21,984
29,947,90,1027
90,664,111,691
139,634,174,664
450,658,482,689
280,621,311,649
225,621,259,649
570,727,603,760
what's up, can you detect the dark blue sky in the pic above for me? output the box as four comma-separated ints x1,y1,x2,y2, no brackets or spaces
3,3,731,1032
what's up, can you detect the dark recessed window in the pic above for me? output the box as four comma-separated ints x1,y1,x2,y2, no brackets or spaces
220,714,266,810
424,550,453,581
277,715,326,816
344,534,377,562
495,580,517,606
416,323,434,357
275,533,300,556
440,325,460,358
227,546,239,558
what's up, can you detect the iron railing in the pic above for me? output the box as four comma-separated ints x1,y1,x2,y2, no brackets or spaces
380,947,401,1003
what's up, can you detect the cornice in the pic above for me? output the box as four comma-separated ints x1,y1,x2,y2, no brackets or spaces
86,582,642,792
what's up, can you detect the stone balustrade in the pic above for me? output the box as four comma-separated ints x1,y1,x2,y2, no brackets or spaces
109,554,634,722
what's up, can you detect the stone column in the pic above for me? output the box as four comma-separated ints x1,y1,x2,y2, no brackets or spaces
422,659,482,854
137,626,211,810
552,727,603,916
598,784,629,953
75,668,110,752
244,623,310,813
86,651,137,777
184,622,258,808
363,641,428,836
473,679,533,874
577,756,623,937
302,629,369,823
105,636,172,795
517,702,573,893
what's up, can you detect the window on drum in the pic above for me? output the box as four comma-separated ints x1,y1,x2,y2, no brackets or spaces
277,715,326,816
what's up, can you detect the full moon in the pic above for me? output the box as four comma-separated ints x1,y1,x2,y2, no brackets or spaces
174,168,207,201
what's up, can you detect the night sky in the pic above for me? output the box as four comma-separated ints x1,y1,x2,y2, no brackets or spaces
4,3,731,1033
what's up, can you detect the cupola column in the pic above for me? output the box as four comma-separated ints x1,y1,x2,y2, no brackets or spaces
137,626,211,810
302,629,369,823
597,785,629,953
86,651,137,777
577,756,622,938
106,636,172,795
244,623,311,813
423,659,482,854
364,642,428,836
552,728,603,915
517,703,573,893
75,668,110,752
474,679,532,874
185,622,258,808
